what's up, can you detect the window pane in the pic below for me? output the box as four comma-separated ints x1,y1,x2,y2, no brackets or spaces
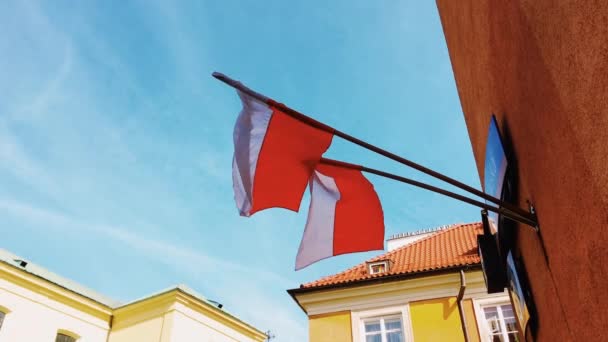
501,305,514,317
483,306,498,317
387,331,404,342
56,333,76,342
483,307,502,334
507,332,520,342
365,321,381,333
487,317,502,334
504,316,518,332
385,318,402,331
371,264,386,274
366,335,382,342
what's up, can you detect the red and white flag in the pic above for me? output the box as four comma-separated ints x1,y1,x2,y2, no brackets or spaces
296,163,385,270
232,91,333,217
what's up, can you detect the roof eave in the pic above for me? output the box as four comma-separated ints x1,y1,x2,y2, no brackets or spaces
288,263,482,300
0,258,117,310
286,288,309,315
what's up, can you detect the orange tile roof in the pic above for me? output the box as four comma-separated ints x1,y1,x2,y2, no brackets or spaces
300,222,482,290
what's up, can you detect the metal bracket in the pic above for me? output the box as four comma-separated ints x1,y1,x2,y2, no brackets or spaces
526,201,540,233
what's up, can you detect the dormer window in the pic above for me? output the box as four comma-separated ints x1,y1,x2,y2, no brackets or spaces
368,261,389,275
55,330,79,342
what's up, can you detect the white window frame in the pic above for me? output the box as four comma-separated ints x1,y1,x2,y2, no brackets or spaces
368,261,389,275
361,315,402,342
472,296,517,342
351,304,414,342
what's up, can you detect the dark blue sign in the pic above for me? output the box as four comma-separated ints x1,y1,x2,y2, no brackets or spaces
507,251,531,337
484,116,508,233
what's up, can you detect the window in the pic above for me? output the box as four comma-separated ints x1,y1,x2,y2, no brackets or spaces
481,304,519,342
56,332,77,342
368,261,389,275
352,305,413,342
0,306,10,332
363,316,404,342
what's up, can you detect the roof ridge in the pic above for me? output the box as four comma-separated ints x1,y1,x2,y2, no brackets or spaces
366,222,476,263
387,223,458,240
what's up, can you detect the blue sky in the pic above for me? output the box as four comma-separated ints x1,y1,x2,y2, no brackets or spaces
0,1,480,341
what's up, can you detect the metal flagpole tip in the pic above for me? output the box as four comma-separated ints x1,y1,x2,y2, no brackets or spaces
211,71,244,90
212,71,225,80
211,71,269,102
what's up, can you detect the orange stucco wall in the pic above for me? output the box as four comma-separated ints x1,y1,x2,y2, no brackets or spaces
436,1,608,341
410,297,464,342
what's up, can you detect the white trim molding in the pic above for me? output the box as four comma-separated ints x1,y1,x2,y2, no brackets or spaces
351,304,414,342
294,270,489,316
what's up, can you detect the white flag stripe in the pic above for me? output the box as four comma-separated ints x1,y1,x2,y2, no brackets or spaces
232,90,273,216
295,171,341,270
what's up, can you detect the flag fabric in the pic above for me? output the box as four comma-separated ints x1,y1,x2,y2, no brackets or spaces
295,163,385,270
232,90,333,217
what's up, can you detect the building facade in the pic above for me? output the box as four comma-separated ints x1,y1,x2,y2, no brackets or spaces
436,1,608,341
290,223,519,342
0,249,267,342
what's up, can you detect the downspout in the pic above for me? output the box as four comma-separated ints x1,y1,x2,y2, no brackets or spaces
105,314,113,342
457,269,470,342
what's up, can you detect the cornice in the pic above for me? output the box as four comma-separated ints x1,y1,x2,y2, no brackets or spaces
291,269,492,316
0,263,112,321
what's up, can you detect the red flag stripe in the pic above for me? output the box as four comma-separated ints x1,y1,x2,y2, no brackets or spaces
232,91,333,217
296,164,385,270
326,164,385,255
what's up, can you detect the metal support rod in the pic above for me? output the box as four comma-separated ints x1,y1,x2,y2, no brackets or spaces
320,158,538,228
212,72,535,223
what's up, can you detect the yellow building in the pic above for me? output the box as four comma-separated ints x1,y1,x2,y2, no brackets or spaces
289,223,519,342
0,249,267,342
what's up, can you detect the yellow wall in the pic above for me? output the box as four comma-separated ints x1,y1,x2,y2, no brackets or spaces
0,276,110,342
169,302,262,341
109,314,167,342
410,297,464,342
462,299,480,342
309,311,352,342
109,292,266,342
0,262,265,342
296,271,513,342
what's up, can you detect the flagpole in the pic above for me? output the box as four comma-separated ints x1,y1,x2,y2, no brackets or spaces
319,158,538,228
212,72,536,225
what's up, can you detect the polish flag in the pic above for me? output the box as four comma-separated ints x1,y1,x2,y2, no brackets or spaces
232,91,333,217
296,162,385,270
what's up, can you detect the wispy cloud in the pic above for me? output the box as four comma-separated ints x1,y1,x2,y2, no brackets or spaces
0,127,61,197
12,43,74,121
197,144,232,182
0,197,291,286
0,197,305,340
